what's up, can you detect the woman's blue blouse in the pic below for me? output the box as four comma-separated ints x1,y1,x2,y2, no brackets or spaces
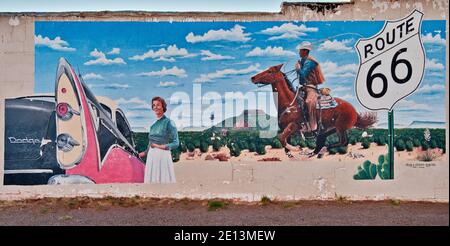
148,115,179,151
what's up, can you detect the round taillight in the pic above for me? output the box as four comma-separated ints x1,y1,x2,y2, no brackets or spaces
56,103,69,116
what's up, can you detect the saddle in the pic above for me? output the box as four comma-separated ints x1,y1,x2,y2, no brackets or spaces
296,87,338,138
316,88,338,109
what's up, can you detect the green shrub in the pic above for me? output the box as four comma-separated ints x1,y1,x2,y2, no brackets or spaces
171,149,180,162
289,137,299,146
413,139,421,147
199,141,209,153
421,141,429,150
248,143,257,152
430,140,437,149
337,146,348,154
361,139,370,149
395,139,405,151
239,141,249,150
193,139,201,148
212,140,221,152
349,137,357,145
405,140,414,152
187,143,196,152
271,139,283,149
328,147,337,155
307,141,316,150
256,144,267,155
180,141,187,153
375,136,386,146
299,139,308,148
230,145,241,157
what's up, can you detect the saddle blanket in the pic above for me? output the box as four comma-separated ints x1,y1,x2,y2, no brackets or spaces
316,95,338,109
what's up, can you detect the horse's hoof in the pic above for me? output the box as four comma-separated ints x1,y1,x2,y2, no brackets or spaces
317,153,323,159
306,152,316,158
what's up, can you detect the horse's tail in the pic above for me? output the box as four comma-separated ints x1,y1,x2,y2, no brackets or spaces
355,112,377,129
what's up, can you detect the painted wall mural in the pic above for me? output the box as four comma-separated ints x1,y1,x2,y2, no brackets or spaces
3,16,447,185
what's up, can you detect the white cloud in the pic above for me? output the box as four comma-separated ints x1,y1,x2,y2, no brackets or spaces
82,73,104,80
425,58,444,71
245,46,296,57
200,50,234,61
335,94,355,101
115,97,151,110
129,45,191,61
395,99,431,111
84,49,126,66
137,66,187,78
321,61,358,78
427,71,445,77
422,33,446,45
317,39,353,52
268,33,300,41
107,48,121,55
116,97,148,105
89,83,130,89
34,35,76,52
158,81,179,88
333,86,351,92
417,84,445,94
113,73,126,78
194,63,260,83
155,56,176,62
185,24,251,43
261,23,318,40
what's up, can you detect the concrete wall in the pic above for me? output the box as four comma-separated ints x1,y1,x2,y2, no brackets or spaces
1,0,448,201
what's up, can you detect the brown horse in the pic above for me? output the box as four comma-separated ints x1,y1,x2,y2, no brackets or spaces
251,64,377,158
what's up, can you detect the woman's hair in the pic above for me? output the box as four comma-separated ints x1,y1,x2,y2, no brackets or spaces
151,96,167,112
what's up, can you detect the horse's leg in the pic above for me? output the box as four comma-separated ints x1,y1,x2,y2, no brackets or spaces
314,128,337,158
279,122,299,158
328,129,349,149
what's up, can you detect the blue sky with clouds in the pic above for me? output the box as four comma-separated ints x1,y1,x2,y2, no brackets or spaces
34,20,446,131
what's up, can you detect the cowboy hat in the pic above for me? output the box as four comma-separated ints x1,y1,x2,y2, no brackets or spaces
298,41,313,51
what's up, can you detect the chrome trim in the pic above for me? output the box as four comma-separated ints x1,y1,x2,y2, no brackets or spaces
4,169,54,174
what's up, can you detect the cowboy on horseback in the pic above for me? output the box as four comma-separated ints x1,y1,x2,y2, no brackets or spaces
294,41,325,136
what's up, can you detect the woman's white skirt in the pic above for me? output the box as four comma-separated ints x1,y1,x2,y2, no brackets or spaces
144,147,176,183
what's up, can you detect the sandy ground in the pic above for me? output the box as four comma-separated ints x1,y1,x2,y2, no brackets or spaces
0,198,447,226
179,143,446,164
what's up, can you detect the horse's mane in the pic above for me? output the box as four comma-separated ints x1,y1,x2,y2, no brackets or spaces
282,72,296,93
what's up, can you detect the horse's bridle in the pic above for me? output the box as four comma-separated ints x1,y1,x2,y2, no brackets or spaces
254,68,297,88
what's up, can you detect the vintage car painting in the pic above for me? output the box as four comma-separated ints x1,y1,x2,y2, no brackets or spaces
4,58,145,185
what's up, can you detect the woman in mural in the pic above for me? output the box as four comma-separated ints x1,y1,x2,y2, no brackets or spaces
139,97,179,183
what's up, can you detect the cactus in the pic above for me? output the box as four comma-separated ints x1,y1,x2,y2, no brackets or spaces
376,154,391,180
353,154,391,180
353,160,377,180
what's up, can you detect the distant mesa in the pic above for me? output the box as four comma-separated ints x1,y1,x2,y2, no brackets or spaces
214,109,278,131
408,121,445,129
176,109,278,132
132,126,148,132
376,120,446,129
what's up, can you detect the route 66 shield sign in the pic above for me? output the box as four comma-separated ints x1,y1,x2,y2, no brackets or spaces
355,9,425,111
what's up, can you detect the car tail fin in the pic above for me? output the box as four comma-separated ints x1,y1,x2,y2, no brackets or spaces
54,58,87,169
